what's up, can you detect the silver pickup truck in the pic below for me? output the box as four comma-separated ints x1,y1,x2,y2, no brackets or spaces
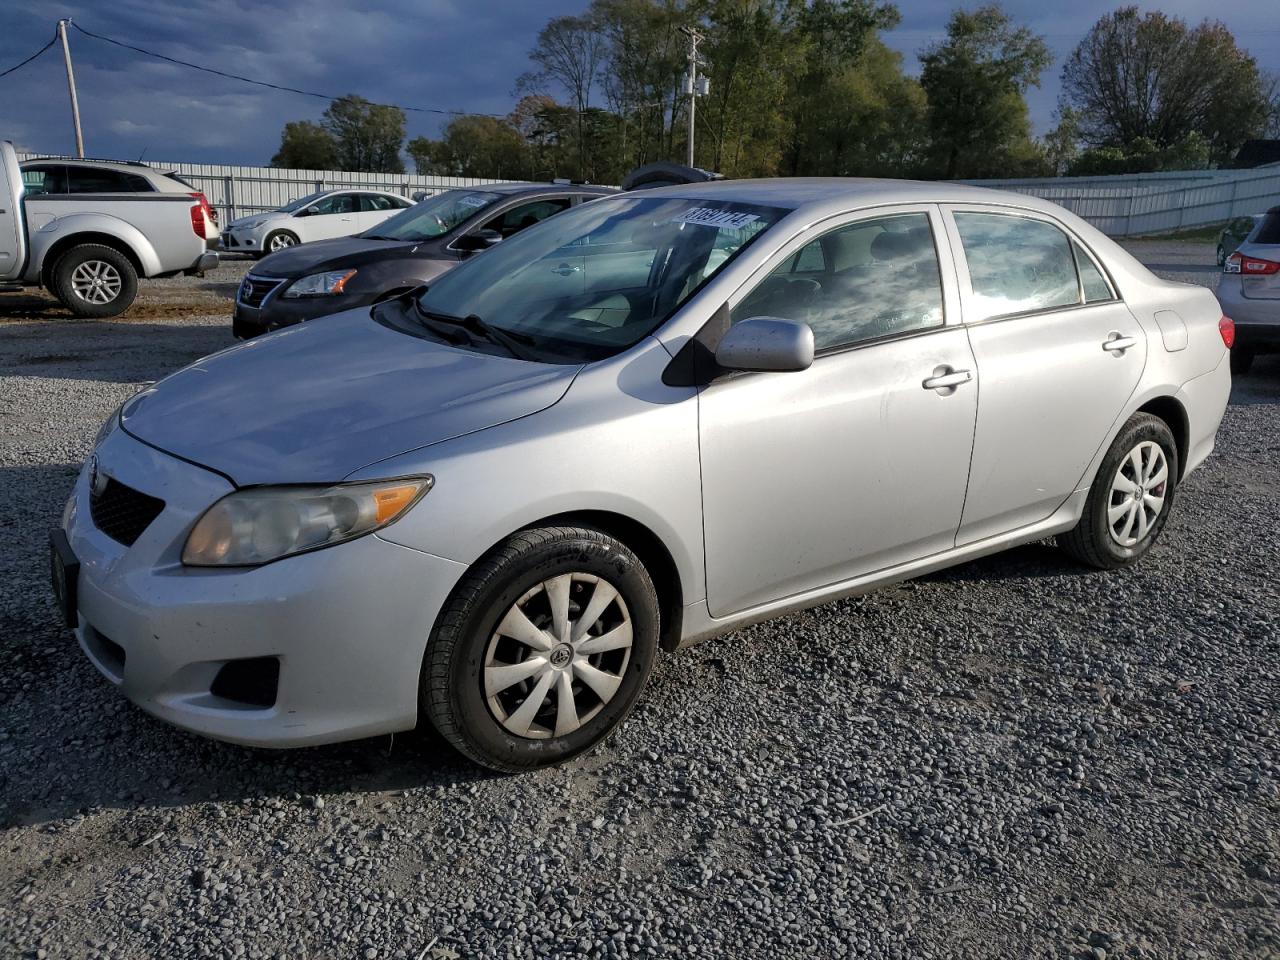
0,140,217,318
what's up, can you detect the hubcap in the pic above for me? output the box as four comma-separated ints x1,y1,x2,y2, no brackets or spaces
269,234,295,251
1108,440,1168,547
70,260,123,304
483,573,633,739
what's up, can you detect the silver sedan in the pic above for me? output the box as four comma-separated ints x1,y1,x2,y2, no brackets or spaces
55,179,1232,771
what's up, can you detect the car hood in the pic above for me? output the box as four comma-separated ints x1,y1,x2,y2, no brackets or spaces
120,310,580,486
253,235,444,278
228,210,290,229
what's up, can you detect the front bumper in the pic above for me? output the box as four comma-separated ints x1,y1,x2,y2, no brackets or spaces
62,427,465,747
233,286,376,339
221,227,266,253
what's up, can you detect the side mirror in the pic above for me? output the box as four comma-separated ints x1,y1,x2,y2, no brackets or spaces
454,228,504,253
298,205,321,217
715,317,814,373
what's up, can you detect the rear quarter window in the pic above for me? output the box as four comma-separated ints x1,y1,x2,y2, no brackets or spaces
1253,212,1280,245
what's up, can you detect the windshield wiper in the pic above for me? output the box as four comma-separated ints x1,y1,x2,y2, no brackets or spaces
413,305,541,361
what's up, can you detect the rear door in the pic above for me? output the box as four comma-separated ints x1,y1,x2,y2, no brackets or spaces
943,205,1146,545
0,143,25,280
356,193,403,231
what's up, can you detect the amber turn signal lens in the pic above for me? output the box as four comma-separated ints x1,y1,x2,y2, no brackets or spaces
373,483,424,524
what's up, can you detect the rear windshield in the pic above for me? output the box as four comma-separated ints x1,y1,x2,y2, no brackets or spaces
1254,211,1280,245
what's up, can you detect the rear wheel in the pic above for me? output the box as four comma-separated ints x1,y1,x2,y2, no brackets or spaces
423,526,660,772
1230,348,1254,375
1058,413,1178,570
51,244,138,318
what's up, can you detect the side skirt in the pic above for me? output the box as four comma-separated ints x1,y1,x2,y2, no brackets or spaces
675,490,1086,649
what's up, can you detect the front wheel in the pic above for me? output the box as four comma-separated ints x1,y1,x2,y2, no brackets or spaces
51,244,138,318
263,230,299,254
423,526,660,772
1058,413,1179,570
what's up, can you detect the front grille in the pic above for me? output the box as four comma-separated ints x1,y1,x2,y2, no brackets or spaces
238,275,284,308
222,232,237,248
89,477,165,547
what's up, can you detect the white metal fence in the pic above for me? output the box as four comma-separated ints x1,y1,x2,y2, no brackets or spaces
966,166,1280,236
17,152,1280,237
17,153,520,224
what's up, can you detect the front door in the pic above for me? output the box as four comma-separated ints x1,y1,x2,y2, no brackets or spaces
943,206,1147,544
698,207,979,617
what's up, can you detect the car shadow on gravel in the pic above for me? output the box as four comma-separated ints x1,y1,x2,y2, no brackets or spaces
920,540,1087,584
0,320,234,382
1229,355,1280,405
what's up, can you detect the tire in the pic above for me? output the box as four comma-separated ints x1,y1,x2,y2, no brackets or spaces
1230,348,1254,376
51,244,138,318
1058,413,1179,570
1216,244,1226,267
263,230,299,254
423,526,660,772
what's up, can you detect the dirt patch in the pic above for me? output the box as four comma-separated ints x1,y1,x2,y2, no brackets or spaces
0,292,230,323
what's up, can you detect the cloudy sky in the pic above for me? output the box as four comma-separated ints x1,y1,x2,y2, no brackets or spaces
2,1,1276,166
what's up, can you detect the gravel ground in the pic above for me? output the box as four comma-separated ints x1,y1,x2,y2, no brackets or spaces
1,242,1277,959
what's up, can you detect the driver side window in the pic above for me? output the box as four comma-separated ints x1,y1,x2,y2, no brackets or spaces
731,212,944,352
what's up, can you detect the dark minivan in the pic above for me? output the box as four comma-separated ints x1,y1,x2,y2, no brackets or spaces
233,183,615,338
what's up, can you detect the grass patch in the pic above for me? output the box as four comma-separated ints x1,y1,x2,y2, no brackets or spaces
1129,222,1225,243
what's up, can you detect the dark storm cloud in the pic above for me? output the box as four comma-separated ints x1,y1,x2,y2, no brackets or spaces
2,0,1275,164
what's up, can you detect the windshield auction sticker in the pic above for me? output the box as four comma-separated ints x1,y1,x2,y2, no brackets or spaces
459,195,491,208
674,208,761,230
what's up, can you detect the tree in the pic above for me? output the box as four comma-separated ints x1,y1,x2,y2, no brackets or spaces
919,5,1051,179
321,95,406,173
271,121,337,169
1042,106,1080,176
521,14,607,177
1061,8,1269,167
408,117,530,179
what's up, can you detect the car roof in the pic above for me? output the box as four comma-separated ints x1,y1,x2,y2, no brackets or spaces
625,176,1080,216
21,157,168,175
468,182,618,197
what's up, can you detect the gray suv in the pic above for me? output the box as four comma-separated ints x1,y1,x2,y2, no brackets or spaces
1217,205,1280,374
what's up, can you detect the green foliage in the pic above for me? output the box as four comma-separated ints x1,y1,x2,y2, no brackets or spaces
270,121,337,170
1068,133,1213,177
321,95,406,174
1062,7,1269,169
919,5,1051,179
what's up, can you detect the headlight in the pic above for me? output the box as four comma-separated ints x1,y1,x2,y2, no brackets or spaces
182,477,432,567
93,402,124,447
283,270,358,298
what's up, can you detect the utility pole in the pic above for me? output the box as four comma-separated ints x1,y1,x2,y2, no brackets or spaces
57,19,85,158
680,26,707,168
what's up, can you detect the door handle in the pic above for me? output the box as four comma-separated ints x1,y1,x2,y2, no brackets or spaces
1102,332,1138,353
552,263,582,276
922,368,973,391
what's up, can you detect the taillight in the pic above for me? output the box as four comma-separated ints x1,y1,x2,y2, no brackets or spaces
189,201,207,238
1219,315,1235,349
1225,252,1280,275
189,191,217,226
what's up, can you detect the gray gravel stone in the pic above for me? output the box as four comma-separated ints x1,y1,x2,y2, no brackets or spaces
1,243,1278,959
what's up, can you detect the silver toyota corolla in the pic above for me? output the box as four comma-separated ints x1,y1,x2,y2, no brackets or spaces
53,179,1232,771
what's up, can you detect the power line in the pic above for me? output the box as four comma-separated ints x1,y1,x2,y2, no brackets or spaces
67,22,505,119
0,31,57,79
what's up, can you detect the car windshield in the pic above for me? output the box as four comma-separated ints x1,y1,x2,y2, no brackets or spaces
365,190,503,241
415,195,785,362
278,191,329,213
